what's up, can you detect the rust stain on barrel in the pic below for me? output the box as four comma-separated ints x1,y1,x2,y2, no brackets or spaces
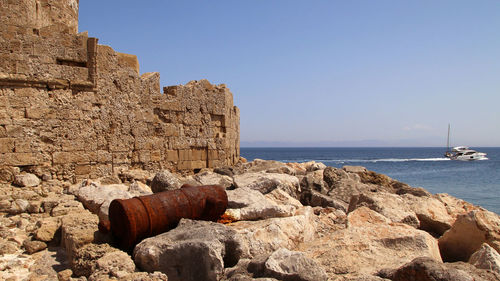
108,184,228,251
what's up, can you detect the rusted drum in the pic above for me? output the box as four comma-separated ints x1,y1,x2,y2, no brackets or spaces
108,184,228,250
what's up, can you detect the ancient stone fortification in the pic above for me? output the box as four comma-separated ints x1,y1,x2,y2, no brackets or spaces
0,0,240,182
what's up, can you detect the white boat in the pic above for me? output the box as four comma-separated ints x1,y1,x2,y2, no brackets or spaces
444,125,488,161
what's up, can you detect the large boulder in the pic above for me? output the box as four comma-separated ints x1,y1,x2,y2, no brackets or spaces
60,210,101,262
230,207,317,258
225,187,294,221
300,207,442,277
348,192,420,228
379,257,474,281
73,182,131,214
469,243,500,273
402,194,456,236
134,219,244,281
233,172,301,199
435,193,479,219
187,170,234,189
262,248,328,281
150,170,181,193
438,209,500,262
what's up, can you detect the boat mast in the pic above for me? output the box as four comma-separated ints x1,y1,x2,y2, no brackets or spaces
446,124,450,152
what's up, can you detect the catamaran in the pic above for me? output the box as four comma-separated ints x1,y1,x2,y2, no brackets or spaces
444,124,488,161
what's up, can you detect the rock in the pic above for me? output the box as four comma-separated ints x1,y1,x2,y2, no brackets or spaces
300,169,326,193
348,192,420,228
447,261,500,281
0,239,19,255
13,173,41,187
225,187,294,221
72,243,119,277
8,199,30,214
51,200,84,217
127,181,153,196
302,189,347,211
150,170,181,193
134,219,244,281
118,169,153,184
435,193,479,219
214,166,235,177
305,161,326,172
402,194,455,236
89,250,136,280
190,170,234,189
438,209,500,262
468,243,500,273
299,207,442,277
60,210,100,261
343,166,367,173
322,167,374,203
231,207,316,258
120,272,169,280
263,248,327,281
233,172,301,199
75,182,131,214
235,159,294,175
34,218,61,242
264,188,303,211
23,240,47,254
40,194,77,214
379,257,474,281
57,269,73,281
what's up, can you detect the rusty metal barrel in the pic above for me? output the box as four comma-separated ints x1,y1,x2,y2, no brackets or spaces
108,184,228,251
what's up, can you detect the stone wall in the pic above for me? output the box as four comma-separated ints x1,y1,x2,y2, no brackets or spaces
0,0,240,182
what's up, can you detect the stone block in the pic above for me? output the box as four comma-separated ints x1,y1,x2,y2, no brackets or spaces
25,107,49,119
97,150,112,163
112,152,130,165
75,165,92,175
53,151,90,165
151,150,162,162
208,150,218,160
179,149,192,161
165,150,178,162
0,138,15,153
3,152,40,165
14,140,31,153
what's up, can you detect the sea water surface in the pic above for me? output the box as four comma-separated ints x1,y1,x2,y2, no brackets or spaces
240,147,500,214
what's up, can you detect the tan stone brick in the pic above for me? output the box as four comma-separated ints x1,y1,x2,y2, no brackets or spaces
179,149,192,161
208,150,218,160
112,152,130,165
165,150,178,162
178,161,192,170
52,151,90,165
75,165,91,175
192,160,206,170
138,151,150,163
14,140,30,153
0,138,15,153
25,107,49,119
150,150,161,162
2,152,39,165
97,150,112,164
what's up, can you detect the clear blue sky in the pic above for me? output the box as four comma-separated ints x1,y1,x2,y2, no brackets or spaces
79,1,500,147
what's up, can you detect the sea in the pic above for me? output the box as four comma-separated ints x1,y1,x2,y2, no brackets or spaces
240,147,500,215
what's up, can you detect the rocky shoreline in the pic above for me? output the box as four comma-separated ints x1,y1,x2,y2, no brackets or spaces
1,159,500,281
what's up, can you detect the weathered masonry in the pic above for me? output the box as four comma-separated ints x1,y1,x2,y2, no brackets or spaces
0,0,240,182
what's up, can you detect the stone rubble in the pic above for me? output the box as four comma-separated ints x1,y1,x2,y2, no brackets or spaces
1,159,500,280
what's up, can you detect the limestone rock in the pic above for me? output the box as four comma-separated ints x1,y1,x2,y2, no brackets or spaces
118,169,154,184
51,200,84,217
13,173,41,187
235,159,295,175
231,207,316,258
8,199,30,214
134,219,244,281
75,182,131,214
302,189,347,211
233,172,300,199
34,218,61,242
60,210,100,261
348,192,420,228
435,193,479,219
189,170,234,189
403,193,455,236
468,243,500,273
263,248,328,281
438,209,500,262
0,239,19,255
23,239,47,254
128,181,153,196
264,188,303,211
379,257,474,281
226,187,294,221
72,243,119,277
150,170,181,193
343,166,367,173
89,250,136,280
305,161,326,172
120,272,169,281
300,207,442,277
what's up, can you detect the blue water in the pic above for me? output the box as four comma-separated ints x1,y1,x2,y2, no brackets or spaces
241,147,500,214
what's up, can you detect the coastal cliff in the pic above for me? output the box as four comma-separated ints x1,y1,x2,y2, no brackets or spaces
1,159,500,280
